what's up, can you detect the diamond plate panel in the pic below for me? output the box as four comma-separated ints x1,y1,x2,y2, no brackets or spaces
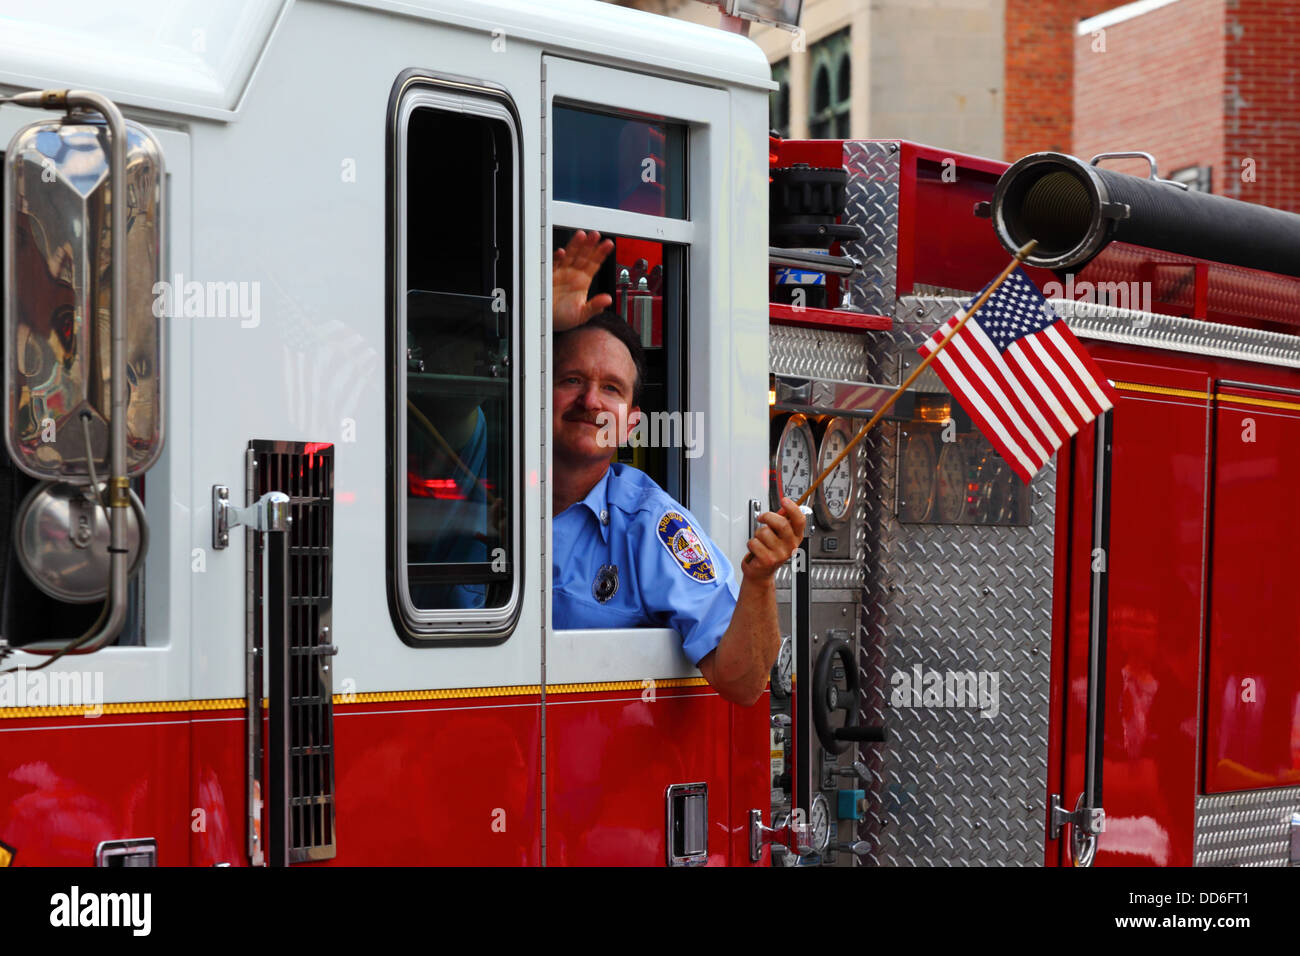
1057,299,1300,370
770,324,872,382
855,295,1056,867
1194,787,1300,867
841,141,901,318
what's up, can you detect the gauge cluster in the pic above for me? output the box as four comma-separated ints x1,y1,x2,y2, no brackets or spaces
895,410,1032,527
770,413,860,561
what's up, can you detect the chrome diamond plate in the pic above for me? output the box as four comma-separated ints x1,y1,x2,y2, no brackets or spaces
854,295,1056,867
1195,786,1300,867
841,141,901,317
1055,299,1300,370
770,325,872,382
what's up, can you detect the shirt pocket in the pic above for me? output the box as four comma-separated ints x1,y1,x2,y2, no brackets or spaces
552,585,648,630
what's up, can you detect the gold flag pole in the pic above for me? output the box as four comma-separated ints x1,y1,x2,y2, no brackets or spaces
794,239,1038,509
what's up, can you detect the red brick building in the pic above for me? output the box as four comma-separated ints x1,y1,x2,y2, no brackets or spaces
1007,0,1300,212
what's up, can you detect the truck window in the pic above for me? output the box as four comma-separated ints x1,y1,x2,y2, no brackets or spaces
390,82,522,640
553,108,685,219
551,228,686,498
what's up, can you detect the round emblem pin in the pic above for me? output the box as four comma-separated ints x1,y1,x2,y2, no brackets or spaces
593,564,619,603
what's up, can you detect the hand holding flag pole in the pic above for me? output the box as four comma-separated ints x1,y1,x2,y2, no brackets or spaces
795,239,1039,508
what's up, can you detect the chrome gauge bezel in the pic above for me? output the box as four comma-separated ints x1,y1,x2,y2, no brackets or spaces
813,416,856,528
808,792,832,853
771,413,817,509
772,634,793,698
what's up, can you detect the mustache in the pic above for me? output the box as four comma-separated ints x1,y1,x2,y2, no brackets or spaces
563,411,606,425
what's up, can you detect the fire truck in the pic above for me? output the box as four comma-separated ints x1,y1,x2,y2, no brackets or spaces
1,0,1298,868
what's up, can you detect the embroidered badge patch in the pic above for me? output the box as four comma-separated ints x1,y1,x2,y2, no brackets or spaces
656,511,716,583
593,564,619,603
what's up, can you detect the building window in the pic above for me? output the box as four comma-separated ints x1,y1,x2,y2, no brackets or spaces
1170,165,1212,193
770,59,790,137
808,28,851,140
389,78,522,641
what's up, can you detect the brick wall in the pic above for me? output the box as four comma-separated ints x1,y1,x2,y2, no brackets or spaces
1224,1,1300,211
1074,0,1225,184
1005,0,1115,160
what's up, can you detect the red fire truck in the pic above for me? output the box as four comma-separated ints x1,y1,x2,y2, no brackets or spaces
0,0,1297,868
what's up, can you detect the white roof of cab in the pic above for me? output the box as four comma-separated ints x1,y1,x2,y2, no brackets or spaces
0,0,771,122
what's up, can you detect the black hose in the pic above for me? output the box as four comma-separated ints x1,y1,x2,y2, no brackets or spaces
992,152,1300,277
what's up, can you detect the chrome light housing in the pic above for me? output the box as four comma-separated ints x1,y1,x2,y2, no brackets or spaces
4,114,164,480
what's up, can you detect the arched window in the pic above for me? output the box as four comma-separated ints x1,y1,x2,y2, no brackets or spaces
808,28,851,139
770,58,790,137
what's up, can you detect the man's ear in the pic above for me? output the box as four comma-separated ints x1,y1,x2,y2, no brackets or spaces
626,406,642,434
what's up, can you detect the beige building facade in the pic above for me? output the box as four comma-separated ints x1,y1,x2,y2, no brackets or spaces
609,0,1005,160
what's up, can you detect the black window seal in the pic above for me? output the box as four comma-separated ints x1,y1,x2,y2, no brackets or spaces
385,68,526,647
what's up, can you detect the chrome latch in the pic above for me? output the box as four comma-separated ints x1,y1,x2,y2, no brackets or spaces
212,487,291,550
1049,793,1105,839
749,808,811,863
1051,793,1105,867
666,782,708,867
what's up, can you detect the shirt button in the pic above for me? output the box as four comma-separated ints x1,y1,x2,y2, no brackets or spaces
600,509,609,525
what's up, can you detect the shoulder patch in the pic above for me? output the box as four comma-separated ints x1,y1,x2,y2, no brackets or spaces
656,511,716,583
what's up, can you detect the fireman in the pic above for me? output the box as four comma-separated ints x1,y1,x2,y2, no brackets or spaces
551,231,805,706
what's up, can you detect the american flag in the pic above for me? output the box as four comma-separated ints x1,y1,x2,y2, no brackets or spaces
917,267,1118,483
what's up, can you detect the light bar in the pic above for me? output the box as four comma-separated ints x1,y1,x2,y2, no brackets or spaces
727,0,803,30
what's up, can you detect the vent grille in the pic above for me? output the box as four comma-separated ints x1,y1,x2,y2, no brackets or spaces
252,440,336,862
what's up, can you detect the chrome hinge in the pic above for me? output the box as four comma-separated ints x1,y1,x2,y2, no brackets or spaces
213,487,291,550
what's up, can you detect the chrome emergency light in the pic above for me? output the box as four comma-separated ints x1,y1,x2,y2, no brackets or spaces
2,89,160,634
4,104,164,479
722,0,803,29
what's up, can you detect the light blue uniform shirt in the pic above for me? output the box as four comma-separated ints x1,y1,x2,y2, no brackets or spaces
552,463,740,665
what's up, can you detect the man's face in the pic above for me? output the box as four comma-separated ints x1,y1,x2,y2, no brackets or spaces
553,327,639,466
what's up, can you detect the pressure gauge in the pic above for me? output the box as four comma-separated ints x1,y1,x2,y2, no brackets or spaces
808,793,832,855
897,430,936,522
771,635,793,698
814,417,856,527
933,442,967,523
771,414,816,509
973,453,1015,525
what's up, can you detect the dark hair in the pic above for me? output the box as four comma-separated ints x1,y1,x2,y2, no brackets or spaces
554,311,645,406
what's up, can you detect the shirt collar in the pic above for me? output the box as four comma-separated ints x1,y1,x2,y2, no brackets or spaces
573,466,613,543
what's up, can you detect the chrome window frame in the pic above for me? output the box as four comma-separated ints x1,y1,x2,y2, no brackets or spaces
389,76,523,642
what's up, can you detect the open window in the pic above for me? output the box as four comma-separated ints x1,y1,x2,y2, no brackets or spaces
541,56,749,685
548,88,705,649
388,76,522,642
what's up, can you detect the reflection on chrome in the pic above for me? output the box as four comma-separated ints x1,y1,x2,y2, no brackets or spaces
5,117,164,479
